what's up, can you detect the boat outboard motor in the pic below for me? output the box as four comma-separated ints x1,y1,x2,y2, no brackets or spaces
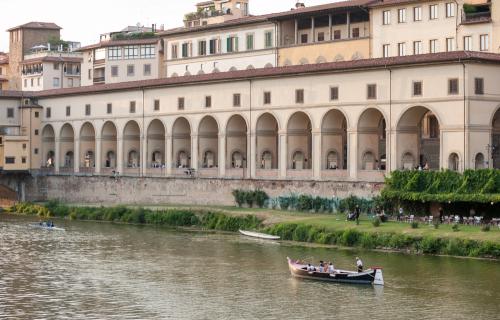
373,268,384,286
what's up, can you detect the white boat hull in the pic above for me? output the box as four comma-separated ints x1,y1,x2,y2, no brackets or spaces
239,230,280,240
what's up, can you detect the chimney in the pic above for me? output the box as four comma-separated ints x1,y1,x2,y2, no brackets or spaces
295,1,305,9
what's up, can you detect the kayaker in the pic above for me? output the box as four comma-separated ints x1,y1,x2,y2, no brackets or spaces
356,257,363,272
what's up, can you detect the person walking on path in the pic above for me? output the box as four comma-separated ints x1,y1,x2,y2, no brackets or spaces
355,205,361,224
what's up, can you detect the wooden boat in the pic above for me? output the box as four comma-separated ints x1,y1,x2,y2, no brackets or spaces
239,230,280,240
30,224,66,232
287,257,384,286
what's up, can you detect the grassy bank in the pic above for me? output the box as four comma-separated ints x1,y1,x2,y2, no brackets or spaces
6,202,500,259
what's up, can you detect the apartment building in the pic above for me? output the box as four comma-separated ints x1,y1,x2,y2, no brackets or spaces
184,0,250,28
79,27,162,86
0,53,8,90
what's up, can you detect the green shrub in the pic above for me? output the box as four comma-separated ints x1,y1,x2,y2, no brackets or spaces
411,222,419,229
452,223,460,232
481,224,491,232
420,236,442,254
372,217,381,227
341,229,361,246
254,190,268,208
232,190,245,207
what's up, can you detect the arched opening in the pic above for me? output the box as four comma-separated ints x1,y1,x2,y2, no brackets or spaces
475,153,485,169
256,113,279,170
229,66,237,72
358,109,387,171
264,63,273,68
198,116,219,168
123,121,141,168
316,56,327,64
79,122,95,170
287,112,312,170
491,109,500,168
60,123,74,170
299,58,309,65
397,106,440,170
449,153,460,171
226,115,247,169
246,65,255,70
321,109,347,170
41,125,55,168
101,122,117,169
147,119,165,169
402,152,416,170
172,117,191,168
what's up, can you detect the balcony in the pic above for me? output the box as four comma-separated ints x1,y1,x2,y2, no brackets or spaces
93,77,105,84
462,11,491,24
184,10,225,22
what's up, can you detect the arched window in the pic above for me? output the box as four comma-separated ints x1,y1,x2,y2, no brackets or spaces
171,72,179,77
316,56,327,64
152,151,162,165
184,71,191,76
264,63,273,68
178,150,189,168
261,151,273,169
212,68,220,73
65,151,74,167
246,65,255,70
128,150,139,168
46,151,55,167
362,151,376,170
231,151,243,168
299,58,309,65
402,152,415,170
475,153,485,169
334,54,344,62
229,66,237,72
106,151,115,168
327,151,339,169
84,150,94,168
203,150,215,168
448,153,460,171
292,151,305,170
197,70,205,75
283,59,292,66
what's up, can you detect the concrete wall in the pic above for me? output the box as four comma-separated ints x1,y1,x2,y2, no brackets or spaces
16,175,382,206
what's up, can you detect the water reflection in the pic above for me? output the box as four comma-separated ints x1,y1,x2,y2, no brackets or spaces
0,214,498,320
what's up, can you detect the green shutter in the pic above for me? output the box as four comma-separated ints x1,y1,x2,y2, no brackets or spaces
235,37,239,52
227,37,232,52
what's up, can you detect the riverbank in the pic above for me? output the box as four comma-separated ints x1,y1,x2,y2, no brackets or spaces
5,202,500,259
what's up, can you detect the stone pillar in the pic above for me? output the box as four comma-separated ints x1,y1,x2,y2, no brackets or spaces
74,138,80,173
166,134,172,176
279,132,287,178
328,14,333,41
389,129,397,172
55,137,60,173
312,130,321,180
141,133,147,176
95,137,102,174
250,133,256,179
311,17,315,43
117,137,123,174
347,12,351,39
219,133,226,177
191,134,198,170
294,19,298,44
348,129,358,180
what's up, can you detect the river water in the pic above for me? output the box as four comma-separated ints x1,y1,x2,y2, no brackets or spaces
0,214,498,320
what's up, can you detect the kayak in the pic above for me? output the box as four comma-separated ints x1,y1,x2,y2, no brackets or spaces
239,230,280,240
30,224,66,232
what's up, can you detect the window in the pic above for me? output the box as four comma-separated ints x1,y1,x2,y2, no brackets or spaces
205,96,212,108
430,39,438,53
144,64,151,76
475,78,484,95
398,8,406,23
265,31,273,48
85,104,91,116
107,103,112,114
317,32,325,42
7,108,14,118
182,43,190,57
108,47,122,60
111,65,118,77
333,30,341,40
88,69,92,80
178,97,185,110
24,79,27,87
22,157,26,164
31,78,34,87
154,100,160,111
171,44,178,59
301,34,308,44
367,84,377,99
413,81,423,96
414,6,422,21
383,10,391,25
264,91,271,104
246,34,254,50
34,129,39,136
5,157,15,164
34,148,38,155
352,28,360,38
130,101,136,113
53,77,60,87
295,89,304,104
233,93,241,107
448,78,459,95
398,43,406,56
140,45,155,58
66,106,71,116
22,143,26,150
463,36,472,51
413,41,422,54
446,38,455,52
209,39,219,54
46,107,51,118
227,36,239,53
383,44,390,57
330,86,339,100
127,65,135,76
34,111,39,118
199,40,207,55
68,78,74,88
429,5,438,20
480,34,489,51
446,2,455,17
124,46,139,59
53,63,59,70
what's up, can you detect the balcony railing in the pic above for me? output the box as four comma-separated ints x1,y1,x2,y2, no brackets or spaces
462,11,491,24
184,10,225,22
93,77,105,83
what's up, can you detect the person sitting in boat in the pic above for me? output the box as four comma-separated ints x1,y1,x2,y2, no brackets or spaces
319,261,324,272
307,264,316,272
328,262,335,274
356,257,363,273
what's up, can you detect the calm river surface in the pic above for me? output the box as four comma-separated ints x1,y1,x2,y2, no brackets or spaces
0,214,499,320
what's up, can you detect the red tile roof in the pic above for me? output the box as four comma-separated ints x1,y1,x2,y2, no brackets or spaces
7,22,61,31
369,0,435,8
25,51,500,98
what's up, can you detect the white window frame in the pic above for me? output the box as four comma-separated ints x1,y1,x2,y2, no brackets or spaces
108,47,122,60
463,36,472,51
413,6,422,21
124,46,139,59
383,10,391,25
398,8,407,23
140,45,155,59
480,34,489,51
413,41,422,55
446,2,455,18
264,30,273,48
398,42,406,56
383,44,390,58
430,5,438,20
446,37,455,52
430,39,438,53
